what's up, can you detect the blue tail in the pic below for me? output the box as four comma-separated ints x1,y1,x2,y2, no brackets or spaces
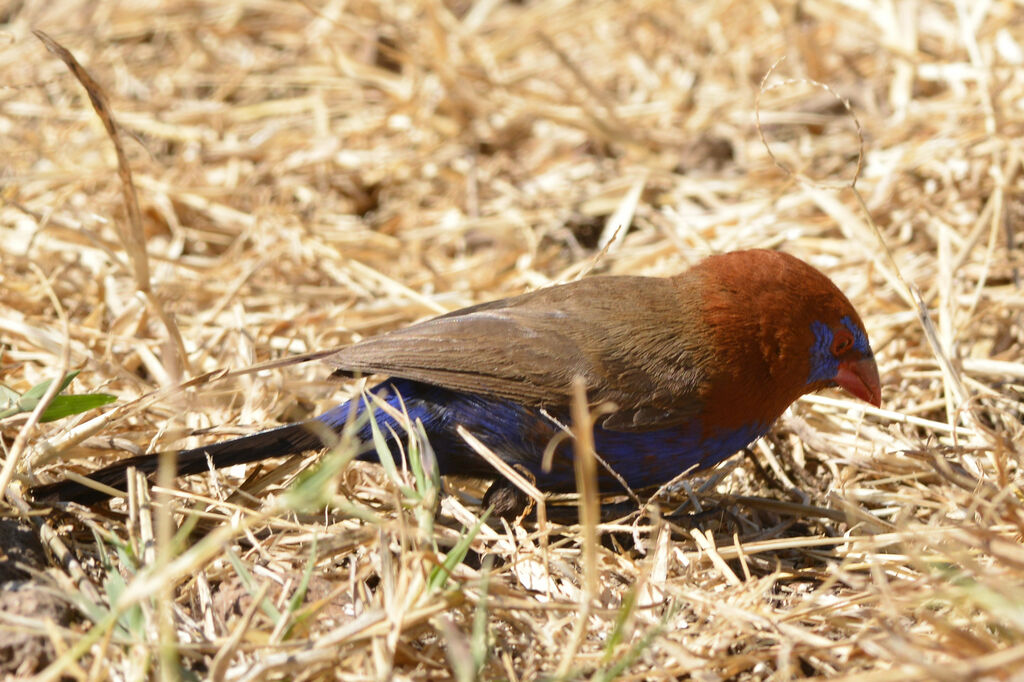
29,379,526,504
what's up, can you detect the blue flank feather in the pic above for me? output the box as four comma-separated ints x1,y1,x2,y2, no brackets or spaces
316,378,769,493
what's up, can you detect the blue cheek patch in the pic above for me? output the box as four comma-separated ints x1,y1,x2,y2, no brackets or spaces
806,316,873,387
807,321,839,385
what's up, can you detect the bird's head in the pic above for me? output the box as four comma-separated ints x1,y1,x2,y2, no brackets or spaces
805,315,881,407
693,250,881,423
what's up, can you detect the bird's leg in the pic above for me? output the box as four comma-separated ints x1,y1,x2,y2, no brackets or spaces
481,479,531,520
742,446,772,484
481,462,539,521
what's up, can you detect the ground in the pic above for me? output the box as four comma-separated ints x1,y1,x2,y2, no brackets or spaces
2,0,1024,679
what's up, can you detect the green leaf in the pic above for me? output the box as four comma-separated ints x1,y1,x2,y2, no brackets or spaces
428,509,489,591
0,370,115,421
288,535,317,615
0,383,21,409
18,370,81,410
366,396,399,481
366,394,418,500
225,547,282,624
284,419,368,512
38,393,116,422
471,558,493,672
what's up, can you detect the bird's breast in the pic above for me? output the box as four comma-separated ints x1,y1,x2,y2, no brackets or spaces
528,417,771,492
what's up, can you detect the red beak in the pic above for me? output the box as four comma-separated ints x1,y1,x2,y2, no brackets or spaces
835,357,881,407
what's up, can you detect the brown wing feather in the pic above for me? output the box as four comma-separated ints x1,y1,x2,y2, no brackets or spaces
325,275,713,431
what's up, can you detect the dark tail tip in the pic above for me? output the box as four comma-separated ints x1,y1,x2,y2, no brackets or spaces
28,477,127,506
27,421,331,506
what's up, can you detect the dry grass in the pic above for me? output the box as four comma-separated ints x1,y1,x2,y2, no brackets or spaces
2,0,1024,679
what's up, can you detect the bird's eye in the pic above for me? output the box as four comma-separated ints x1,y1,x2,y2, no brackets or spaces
831,329,854,356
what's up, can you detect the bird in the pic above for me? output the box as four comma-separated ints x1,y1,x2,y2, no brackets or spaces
28,249,881,515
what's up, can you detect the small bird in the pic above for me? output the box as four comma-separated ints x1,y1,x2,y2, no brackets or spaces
29,250,881,514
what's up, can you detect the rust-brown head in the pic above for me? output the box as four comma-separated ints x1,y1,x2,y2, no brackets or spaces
683,249,881,434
